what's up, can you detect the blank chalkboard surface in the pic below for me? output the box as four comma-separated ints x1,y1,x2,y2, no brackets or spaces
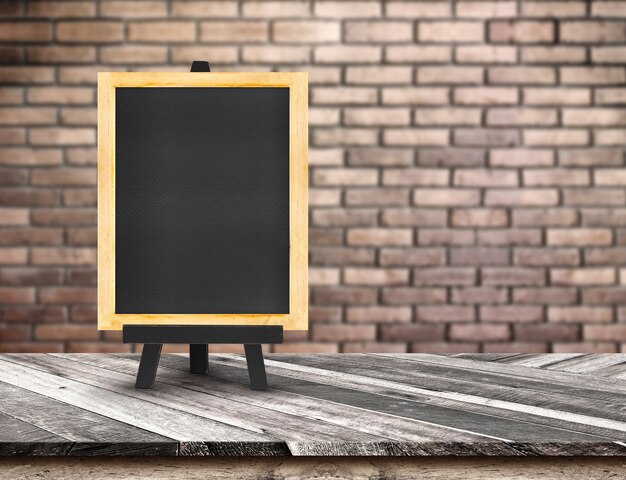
98,72,308,330
116,87,289,314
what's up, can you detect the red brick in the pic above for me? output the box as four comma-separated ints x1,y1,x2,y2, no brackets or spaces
451,287,508,304
0,287,34,304
454,87,518,105
413,268,476,286
452,208,508,227
312,209,377,227
380,324,445,342
347,306,411,323
311,324,376,341
386,46,450,63
548,229,612,246
484,342,549,353
35,324,98,341
128,21,195,43
3,306,65,324
27,46,95,64
514,248,580,266
485,189,558,206
456,1,516,18
273,21,339,43
382,287,446,305
457,46,516,64
489,21,554,44
488,67,556,84
101,1,168,17
242,1,309,18
561,21,626,43
513,208,578,227
344,268,409,286
380,248,445,267
583,288,626,305
347,228,413,246
0,267,63,286
514,288,578,305
383,88,449,105
450,323,511,341
312,287,377,305
417,227,458,249
0,248,28,264
0,108,56,126
450,247,509,266
25,2,92,16
483,268,545,286
418,149,486,167
564,189,626,206
200,21,267,43
100,46,168,64
348,148,413,167
310,247,375,266
0,22,50,42
56,21,123,42
549,307,613,323
387,2,451,18
420,21,484,42
417,306,475,323
561,67,626,85
381,208,447,227
454,129,520,147
345,21,413,43
481,306,543,323
477,229,541,246
0,226,62,245
32,209,95,226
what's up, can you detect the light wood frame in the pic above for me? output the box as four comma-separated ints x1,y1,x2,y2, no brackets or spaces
98,72,308,331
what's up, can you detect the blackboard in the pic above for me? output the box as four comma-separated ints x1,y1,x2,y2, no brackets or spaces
115,87,290,314
98,72,308,330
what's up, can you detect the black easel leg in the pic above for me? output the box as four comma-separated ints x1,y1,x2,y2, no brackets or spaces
190,344,208,373
136,344,162,389
244,344,268,391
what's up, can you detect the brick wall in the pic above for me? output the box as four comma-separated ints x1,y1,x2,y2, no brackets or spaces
1,1,626,354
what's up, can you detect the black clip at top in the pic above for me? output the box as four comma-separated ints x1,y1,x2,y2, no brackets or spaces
190,61,210,72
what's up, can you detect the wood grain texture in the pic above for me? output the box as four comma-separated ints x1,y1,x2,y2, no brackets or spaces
0,354,625,457
97,71,308,331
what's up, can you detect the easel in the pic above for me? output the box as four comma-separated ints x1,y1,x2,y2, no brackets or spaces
123,61,284,391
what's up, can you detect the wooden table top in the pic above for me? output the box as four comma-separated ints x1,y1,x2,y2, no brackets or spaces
0,353,625,457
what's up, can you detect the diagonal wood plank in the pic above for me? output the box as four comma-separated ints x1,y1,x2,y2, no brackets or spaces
0,381,176,456
279,354,626,425
168,354,626,448
58,353,512,446
0,411,72,456
221,354,626,443
376,353,626,394
10,353,393,449
0,356,277,450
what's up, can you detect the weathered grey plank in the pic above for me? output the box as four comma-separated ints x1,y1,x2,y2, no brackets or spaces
166,354,626,450
10,353,392,450
214,354,626,444
276,354,626,430
61,353,511,446
0,381,176,456
542,355,626,374
0,411,71,456
376,353,626,394
0,356,275,447
495,354,586,368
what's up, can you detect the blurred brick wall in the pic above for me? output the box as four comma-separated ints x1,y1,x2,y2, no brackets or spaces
1,1,626,354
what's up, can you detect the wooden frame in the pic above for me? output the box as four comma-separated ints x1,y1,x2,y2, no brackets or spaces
97,72,308,331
